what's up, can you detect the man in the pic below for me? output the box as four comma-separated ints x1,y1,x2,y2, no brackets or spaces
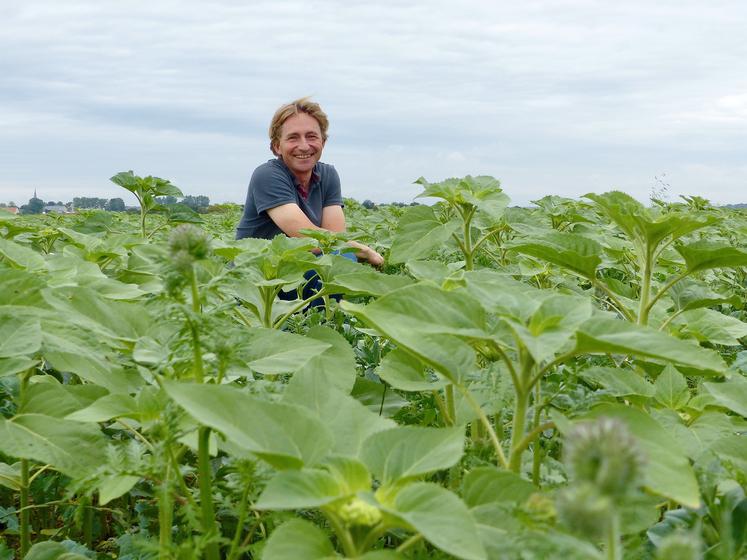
236,97,384,267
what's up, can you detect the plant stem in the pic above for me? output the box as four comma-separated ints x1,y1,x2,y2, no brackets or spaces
444,384,456,427
637,250,653,326
606,513,622,560
20,458,30,556
198,427,220,560
19,368,32,557
82,495,93,550
531,383,543,486
453,383,509,469
396,533,424,553
226,485,251,560
325,512,358,558
508,389,529,472
159,461,173,559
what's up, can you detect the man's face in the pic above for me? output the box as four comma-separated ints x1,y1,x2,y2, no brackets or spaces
273,112,325,181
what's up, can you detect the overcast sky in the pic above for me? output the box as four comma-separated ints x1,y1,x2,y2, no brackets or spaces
2,0,746,208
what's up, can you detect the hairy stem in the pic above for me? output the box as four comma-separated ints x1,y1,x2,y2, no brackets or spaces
198,427,220,560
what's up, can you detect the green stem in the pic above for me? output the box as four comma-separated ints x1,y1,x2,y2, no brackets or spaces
396,533,424,553
198,427,220,560
20,458,30,557
325,512,358,558
508,389,530,472
444,384,457,427
644,270,689,316
19,368,32,557
637,250,653,326
82,496,93,550
432,390,453,426
159,461,173,559
226,485,251,560
606,513,622,560
659,307,686,332
261,287,276,328
591,278,636,322
462,207,476,270
453,383,509,469
531,384,543,486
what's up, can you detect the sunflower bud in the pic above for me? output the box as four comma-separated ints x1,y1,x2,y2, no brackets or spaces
656,533,702,560
336,497,382,527
555,482,613,540
168,224,211,269
563,417,644,498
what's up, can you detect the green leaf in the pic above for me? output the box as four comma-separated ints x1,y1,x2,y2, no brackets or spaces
99,474,140,505
376,348,448,391
0,462,22,491
510,230,602,279
668,279,740,312
0,316,41,358
462,467,535,507
703,375,747,417
24,543,89,559
361,426,465,485
710,435,747,472
262,519,335,560
21,383,108,418
0,414,106,478
587,404,700,508
678,308,747,346
676,240,747,273
0,269,47,306
293,326,358,394
388,205,460,264
163,381,333,469
256,457,371,511
284,374,395,457
579,366,655,398
575,316,726,374
65,393,139,422
326,270,414,297
654,365,690,410
0,237,46,271
240,328,331,375
384,482,486,560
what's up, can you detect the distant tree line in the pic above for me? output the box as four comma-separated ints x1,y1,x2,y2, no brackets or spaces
156,195,210,212
11,194,211,215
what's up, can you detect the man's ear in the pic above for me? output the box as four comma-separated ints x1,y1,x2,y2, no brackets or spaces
270,142,279,155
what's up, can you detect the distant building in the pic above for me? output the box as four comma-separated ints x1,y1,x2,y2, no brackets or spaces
43,205,69,214
1,206,20,215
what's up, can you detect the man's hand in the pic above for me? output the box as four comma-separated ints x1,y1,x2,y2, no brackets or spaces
348,240,384,267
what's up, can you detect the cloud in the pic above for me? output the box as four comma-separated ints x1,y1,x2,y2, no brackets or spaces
2,0,747,206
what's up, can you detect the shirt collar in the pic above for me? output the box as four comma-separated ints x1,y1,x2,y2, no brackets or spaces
277,157,320,200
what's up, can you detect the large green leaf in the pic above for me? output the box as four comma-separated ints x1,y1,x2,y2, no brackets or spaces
0,414,106,478
668,279,740,312
575,316,726,374
284,372,395,457
341,283,486,382
326,270,414,297
678,309,747,346
587,404,700,508
0,237,46,271
462,467,535,507
384,482,486,560
676,240,747,273
23,541,90,560
710,435,747,472
703,375,747,417
579,366,655,398
509,230,602,279
361,426,465,485
21,383,108,418
256,457,371,510
0,269,47,306
292,326,358,394
240,328,331,375
163,381,333,469
376,348,448,392
262,519,335,560
65,393,140,422
388,205,460,264
0,316,41,358
654,365,690,410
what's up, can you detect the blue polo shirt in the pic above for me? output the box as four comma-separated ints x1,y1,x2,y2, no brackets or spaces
236,158,344,240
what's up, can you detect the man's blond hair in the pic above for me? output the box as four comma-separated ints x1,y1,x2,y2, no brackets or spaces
269,97,329,155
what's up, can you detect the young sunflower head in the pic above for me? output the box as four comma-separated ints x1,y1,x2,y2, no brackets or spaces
555,482,613,540
168,224,211,266
563,416,645,498
655,532,702,560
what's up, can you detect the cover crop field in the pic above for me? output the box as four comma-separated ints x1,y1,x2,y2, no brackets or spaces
1,174,747,559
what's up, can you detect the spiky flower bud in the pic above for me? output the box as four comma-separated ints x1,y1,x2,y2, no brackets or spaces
563,417,645,498
336,497,382,527
555,482,612,540
168,224,210,269
656,533,702,560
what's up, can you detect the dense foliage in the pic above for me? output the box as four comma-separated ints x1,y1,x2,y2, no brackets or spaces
1,175,746,560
